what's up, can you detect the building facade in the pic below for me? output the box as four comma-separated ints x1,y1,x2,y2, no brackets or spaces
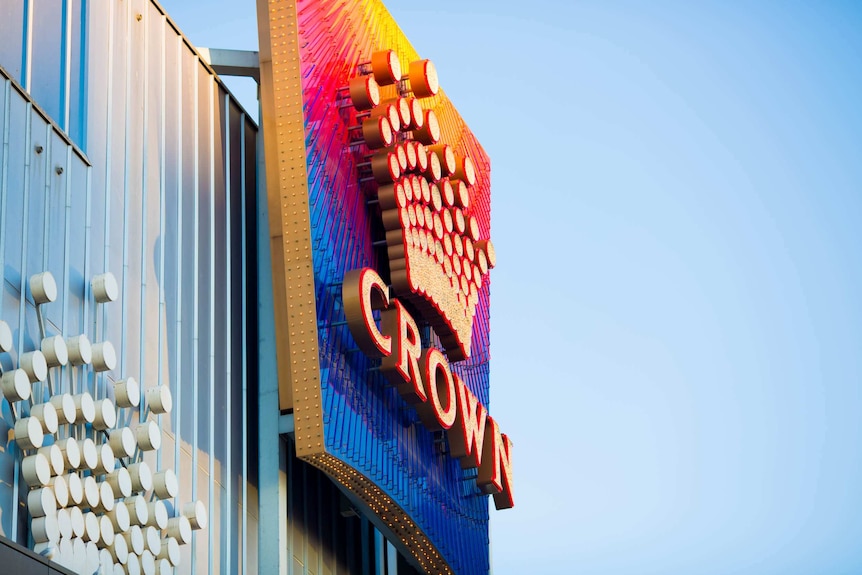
0,1,511,574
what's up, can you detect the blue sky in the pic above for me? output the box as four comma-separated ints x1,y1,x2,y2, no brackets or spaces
161,1,862,573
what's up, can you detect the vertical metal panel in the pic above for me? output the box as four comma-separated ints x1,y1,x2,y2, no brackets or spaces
2,17,39,543
30,0,63,127
155,7,167,474
224,91,233,575
0,4,259,573
0,3,25,81
0,78,11,541
207,74,217,575
12,102,34,542
240,109,249,575
21,0,32,90
167,27,183,543
68,0,86,146
60,0,72,130
0,80,9,324
190,49,201,575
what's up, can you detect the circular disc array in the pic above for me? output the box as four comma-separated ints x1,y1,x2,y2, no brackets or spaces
0,271,207,575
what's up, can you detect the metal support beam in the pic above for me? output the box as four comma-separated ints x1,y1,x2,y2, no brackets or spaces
256,120,289,575
197,48,261,82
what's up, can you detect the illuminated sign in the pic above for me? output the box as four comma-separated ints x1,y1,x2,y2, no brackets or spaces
341,47,513,510
343,268,513,509
257,0,508,571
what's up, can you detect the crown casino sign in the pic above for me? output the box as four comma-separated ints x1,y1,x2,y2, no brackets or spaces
258,0,513,573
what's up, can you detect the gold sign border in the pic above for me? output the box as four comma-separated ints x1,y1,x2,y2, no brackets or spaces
256,0,323,452
257,2,456,573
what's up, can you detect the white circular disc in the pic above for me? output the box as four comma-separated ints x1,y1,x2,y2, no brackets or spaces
94,398,117,430
110,427,137,459
67,334,92,365
159,537,180,566
144,526,161,556
32,402,58,435
70,505,86,538
74,393,96,424
146,386,172,415
127,524,145,555
1,369,30,402
20,350,48,382
109,499,131,532
16,417,45,450
22,453,51,486
129,462,152,492
92,273,119,303
31,514,60,543
155,558,173,575
166,515,191,545
99,549,115,573
38,444,65,477
136,421,161,451
108,467,133,499
184,500,208,530
114,378,140,408
140,550,156,575
52,474,69,508
56,508,73,540
60,437,81,471
0,320,12,352
51,393,76,425
58,538,74,563
80,438,99,470
126,552,141,575
30,271,58,304
112,533,129,565
154,469,178,499
83,475,100,509
85,541,101,574
92,341,117,372
84,511,101,543
100,515,116,547
72,537,87,572
99,481,115,512
128,495,150,526
27,486,56,517
41,335,68,367
98,442,116,474
66,473,84,506
147,500,167,530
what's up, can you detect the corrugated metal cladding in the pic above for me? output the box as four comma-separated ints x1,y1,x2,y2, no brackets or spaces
0,1,259,574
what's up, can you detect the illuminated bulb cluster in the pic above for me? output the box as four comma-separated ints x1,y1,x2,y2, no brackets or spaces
345,50,495,362
0,271,207,575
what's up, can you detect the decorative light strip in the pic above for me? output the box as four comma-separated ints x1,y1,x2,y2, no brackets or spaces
0,271,206,575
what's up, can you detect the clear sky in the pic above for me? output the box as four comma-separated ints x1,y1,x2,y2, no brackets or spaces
161,1,862,573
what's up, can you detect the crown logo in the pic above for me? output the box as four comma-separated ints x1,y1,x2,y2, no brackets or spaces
344,50,495,361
